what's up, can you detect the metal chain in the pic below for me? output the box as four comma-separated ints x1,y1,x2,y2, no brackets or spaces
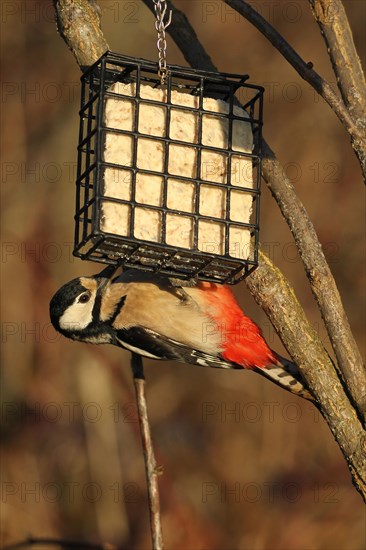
153,0,172,85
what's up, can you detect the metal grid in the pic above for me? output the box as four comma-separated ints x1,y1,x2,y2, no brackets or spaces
74,51,264,284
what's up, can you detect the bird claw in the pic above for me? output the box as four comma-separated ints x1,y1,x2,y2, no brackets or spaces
168,277,197,303
168,277,197,288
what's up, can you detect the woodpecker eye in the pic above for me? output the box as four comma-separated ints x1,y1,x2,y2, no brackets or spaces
78,292,91,304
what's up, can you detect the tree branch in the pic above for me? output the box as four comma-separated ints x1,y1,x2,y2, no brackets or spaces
246,250,366,498
309,0,366,177
216,1,366,417
261,140,366,425
309,0,366,122
131,354,164,550
223,0,366,180
141,0,366,497
142,0,366,424
53,0,109,69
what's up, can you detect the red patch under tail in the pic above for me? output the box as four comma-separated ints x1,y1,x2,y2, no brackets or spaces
198,283,276,369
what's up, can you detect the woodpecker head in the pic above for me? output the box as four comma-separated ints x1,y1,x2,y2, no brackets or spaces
49,265,118,343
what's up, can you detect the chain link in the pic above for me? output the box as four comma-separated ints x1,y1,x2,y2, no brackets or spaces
153,0,172,85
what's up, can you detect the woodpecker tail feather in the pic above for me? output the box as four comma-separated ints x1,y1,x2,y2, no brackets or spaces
121,327,316,402
254,353,316,402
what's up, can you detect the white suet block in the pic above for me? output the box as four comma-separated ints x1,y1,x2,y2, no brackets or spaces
101,82,254,260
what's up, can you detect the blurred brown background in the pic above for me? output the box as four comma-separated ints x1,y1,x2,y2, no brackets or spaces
1,1,365,548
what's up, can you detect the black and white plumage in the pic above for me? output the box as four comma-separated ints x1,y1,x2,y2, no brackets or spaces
50,266,315,402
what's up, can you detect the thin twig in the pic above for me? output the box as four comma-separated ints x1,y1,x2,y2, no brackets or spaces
223,0,366,180
309,0,366,121
142,0,366,424
131,354,164,550
309,0,366,176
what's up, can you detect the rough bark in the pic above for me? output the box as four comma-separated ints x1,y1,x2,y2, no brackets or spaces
261,141,366,425
246,251,366,498
53,0,109,69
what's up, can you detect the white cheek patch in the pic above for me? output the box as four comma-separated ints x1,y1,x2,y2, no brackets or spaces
59,293,96,332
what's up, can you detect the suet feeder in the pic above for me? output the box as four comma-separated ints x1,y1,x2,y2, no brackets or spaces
74,51,264,284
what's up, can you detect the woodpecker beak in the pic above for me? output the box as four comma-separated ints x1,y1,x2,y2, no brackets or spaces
95,263,121,289
97,263,120,278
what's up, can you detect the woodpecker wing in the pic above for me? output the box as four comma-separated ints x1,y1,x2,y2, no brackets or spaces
115,326,239,369
116,326,315,402
115,326,182,361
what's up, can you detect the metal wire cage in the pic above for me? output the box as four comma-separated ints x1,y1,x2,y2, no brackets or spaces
74,51,264,284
